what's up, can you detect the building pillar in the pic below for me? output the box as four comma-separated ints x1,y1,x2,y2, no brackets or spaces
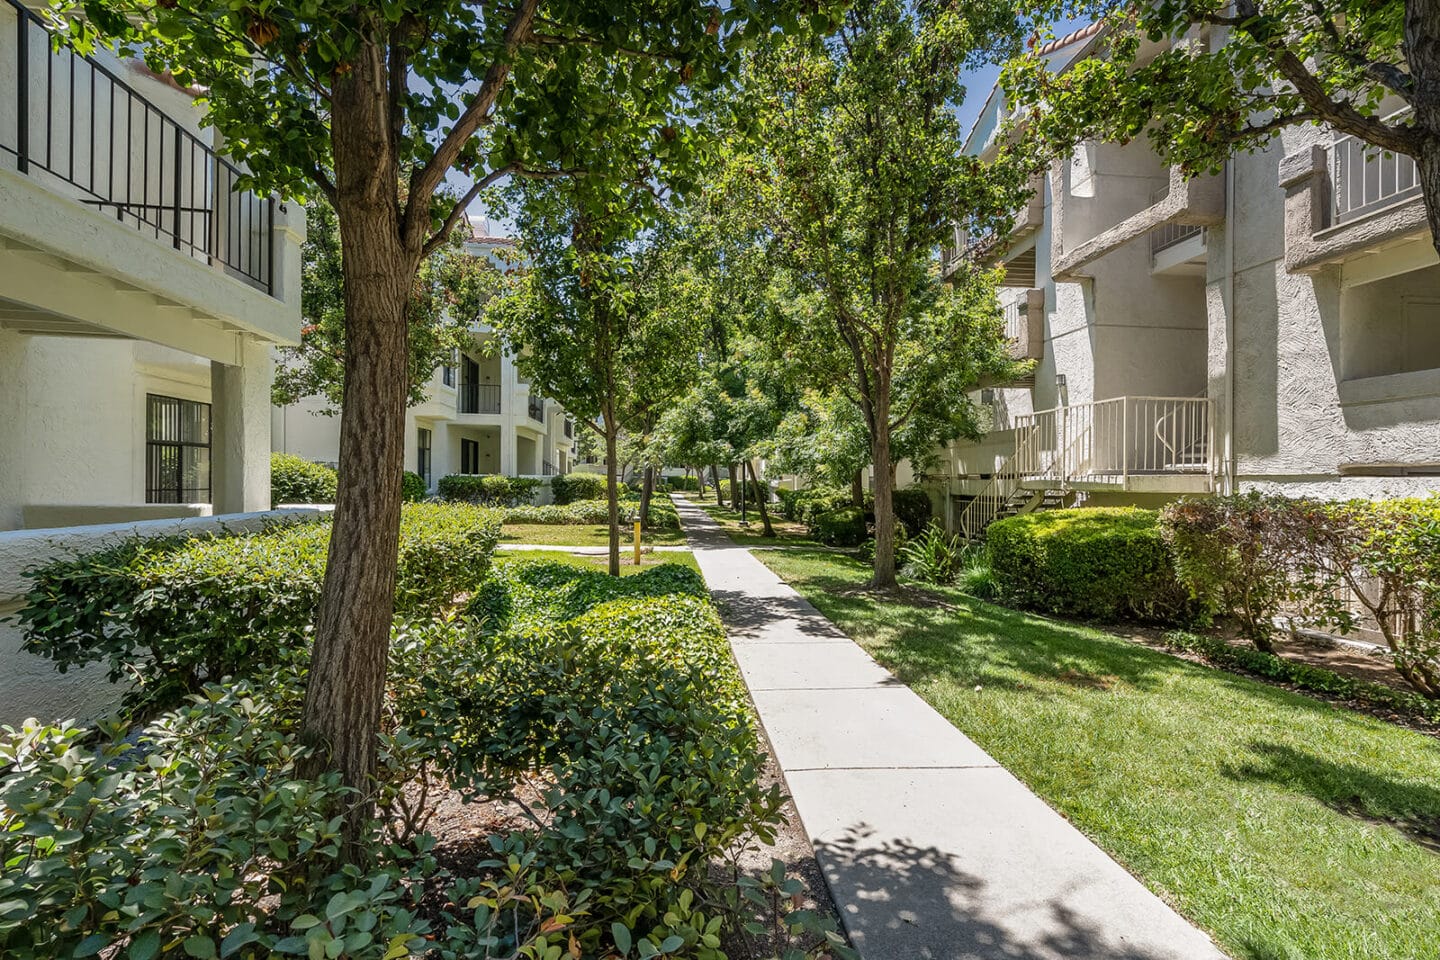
211,337,273,514
499,421,517,476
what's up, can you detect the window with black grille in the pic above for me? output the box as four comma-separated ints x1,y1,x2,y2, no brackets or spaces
145,394,212,503
417,427,433,485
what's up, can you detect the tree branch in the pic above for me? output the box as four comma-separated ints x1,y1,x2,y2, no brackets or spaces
405,0,540,247
420,163,515,258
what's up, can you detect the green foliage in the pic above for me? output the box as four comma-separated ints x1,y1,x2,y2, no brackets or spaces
436,474,541,507
0,662,437,960
1160,630,1440,726
717,477,768,507
987,508,1194,623
810,506,867,547
13,506,501,714
549,473,616,504
957,548,1000,601
900,524,964,585
892,488,933,537
400,470,427,502
503,498,680,531
269,452,338,506
779,486,861,524
466,558,709,634
664,475,701,492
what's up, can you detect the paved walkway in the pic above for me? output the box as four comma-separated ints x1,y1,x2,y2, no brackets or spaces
672,496,1227,960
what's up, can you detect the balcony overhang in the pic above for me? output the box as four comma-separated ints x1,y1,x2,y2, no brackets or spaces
1279,143,1433,275
1050,165,1224,281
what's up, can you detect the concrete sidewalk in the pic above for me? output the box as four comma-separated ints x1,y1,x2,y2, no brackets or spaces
673,496,1227,960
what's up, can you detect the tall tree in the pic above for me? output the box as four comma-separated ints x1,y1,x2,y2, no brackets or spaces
273,198,492,412
59,0,816,839
735,0,1029,587
1006,0,1440,254
488,184,702,574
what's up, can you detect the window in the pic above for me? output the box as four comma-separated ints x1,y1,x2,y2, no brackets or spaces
146,394,211,503
460,438,480,474
417,428,432,485
441,364,454,387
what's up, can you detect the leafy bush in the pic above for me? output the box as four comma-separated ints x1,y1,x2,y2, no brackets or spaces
1158,494,1314,651
549,472,623,504
502,497,681,530
401,470,427,502
469,557,707,633
664,475,700,492
269,452,337,506
436,473,542,506
780,486,861,524
988,507,1194,623
810,506,867,547
718,477,768,507
900,523,963,584
892,487,933,537
14,505,501,714
0,660,442,960
958,549,1000,601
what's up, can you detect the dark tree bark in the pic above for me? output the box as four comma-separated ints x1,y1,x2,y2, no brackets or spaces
729,463,744,521
300,35,418,848
711,465,723,502
1406,0,1440,257
745,460,775,537
695,465,706,498
639,464,655,529
851,469,865,508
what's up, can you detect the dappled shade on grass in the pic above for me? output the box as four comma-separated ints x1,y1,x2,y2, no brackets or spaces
758,547,1440,960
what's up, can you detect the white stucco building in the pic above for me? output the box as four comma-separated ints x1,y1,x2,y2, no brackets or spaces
0,0,304,532
928,23,1440,537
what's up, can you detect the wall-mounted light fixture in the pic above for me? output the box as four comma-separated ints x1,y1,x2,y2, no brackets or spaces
1054,374,1067,389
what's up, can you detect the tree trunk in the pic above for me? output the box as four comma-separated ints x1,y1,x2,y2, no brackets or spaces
1406,0,1440,257
746,460,775,538
639,464,655,529
301,41,417,853
851,469,865,508
730,463,744,521
695,465,706,498
605,426,621,576
711,465,722,502
870,420,897,590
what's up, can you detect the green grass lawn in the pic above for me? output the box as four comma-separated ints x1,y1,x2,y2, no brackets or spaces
756,547,1440,960
496,548,701,576
685,496,820,547
499,523,688,547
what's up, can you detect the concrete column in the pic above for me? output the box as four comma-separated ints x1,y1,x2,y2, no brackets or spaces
499,421,517,475
211,337,273,514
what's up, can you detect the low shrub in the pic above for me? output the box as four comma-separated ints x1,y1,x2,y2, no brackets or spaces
549,473,621,504
892,487,933,537
781,486,861,524
269,452,337,506
1161,629,1440,725
718,477,769,507
988,507,1194,623
436,473,542,506
14,504,501,714
810,506,867,547
469,557,708,633
401,470,428,502
664,475,700,492
900,523,964,584
501,497,681,530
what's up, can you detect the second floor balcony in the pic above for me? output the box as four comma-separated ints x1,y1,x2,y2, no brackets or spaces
528,395,545,423
458,382,501,415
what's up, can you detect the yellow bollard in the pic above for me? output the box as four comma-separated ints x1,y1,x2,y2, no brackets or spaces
633,520,642,565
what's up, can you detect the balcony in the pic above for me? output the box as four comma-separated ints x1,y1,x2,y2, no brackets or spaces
1,0,274,295
999,288,1043,362
1332,129,1422,226
458,382,501,415
528,395,545,423
1013,396,1214,493
563,418,573,439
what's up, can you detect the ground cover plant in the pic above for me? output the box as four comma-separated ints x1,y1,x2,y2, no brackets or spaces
1,556,847,959
11,504,502,715
499,524,687,548
754,547,1440,960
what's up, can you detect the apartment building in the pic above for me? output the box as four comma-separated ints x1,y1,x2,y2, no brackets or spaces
273,318,577,489
929,23,1440,538
0,0,304,531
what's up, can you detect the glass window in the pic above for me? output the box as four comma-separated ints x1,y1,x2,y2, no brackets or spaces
417,428,432,485
146,394,212,503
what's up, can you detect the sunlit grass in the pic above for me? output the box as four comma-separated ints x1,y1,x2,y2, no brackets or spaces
758,547,1440,960
499,523,687,547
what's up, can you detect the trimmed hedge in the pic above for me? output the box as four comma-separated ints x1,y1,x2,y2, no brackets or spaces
779,485,856,523
15,504,502,714
501,497,680,530
987,507,1194,623
269,452,337,506
663,475,700,492
401,470,427,502
811,506,867,547
549,473,629,504
436,473,542,506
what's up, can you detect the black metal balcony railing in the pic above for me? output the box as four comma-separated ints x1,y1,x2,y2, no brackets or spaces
528,395,545,422
542,460,557,476
563,418,573,439
2,0,274,294
458,382,501,414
